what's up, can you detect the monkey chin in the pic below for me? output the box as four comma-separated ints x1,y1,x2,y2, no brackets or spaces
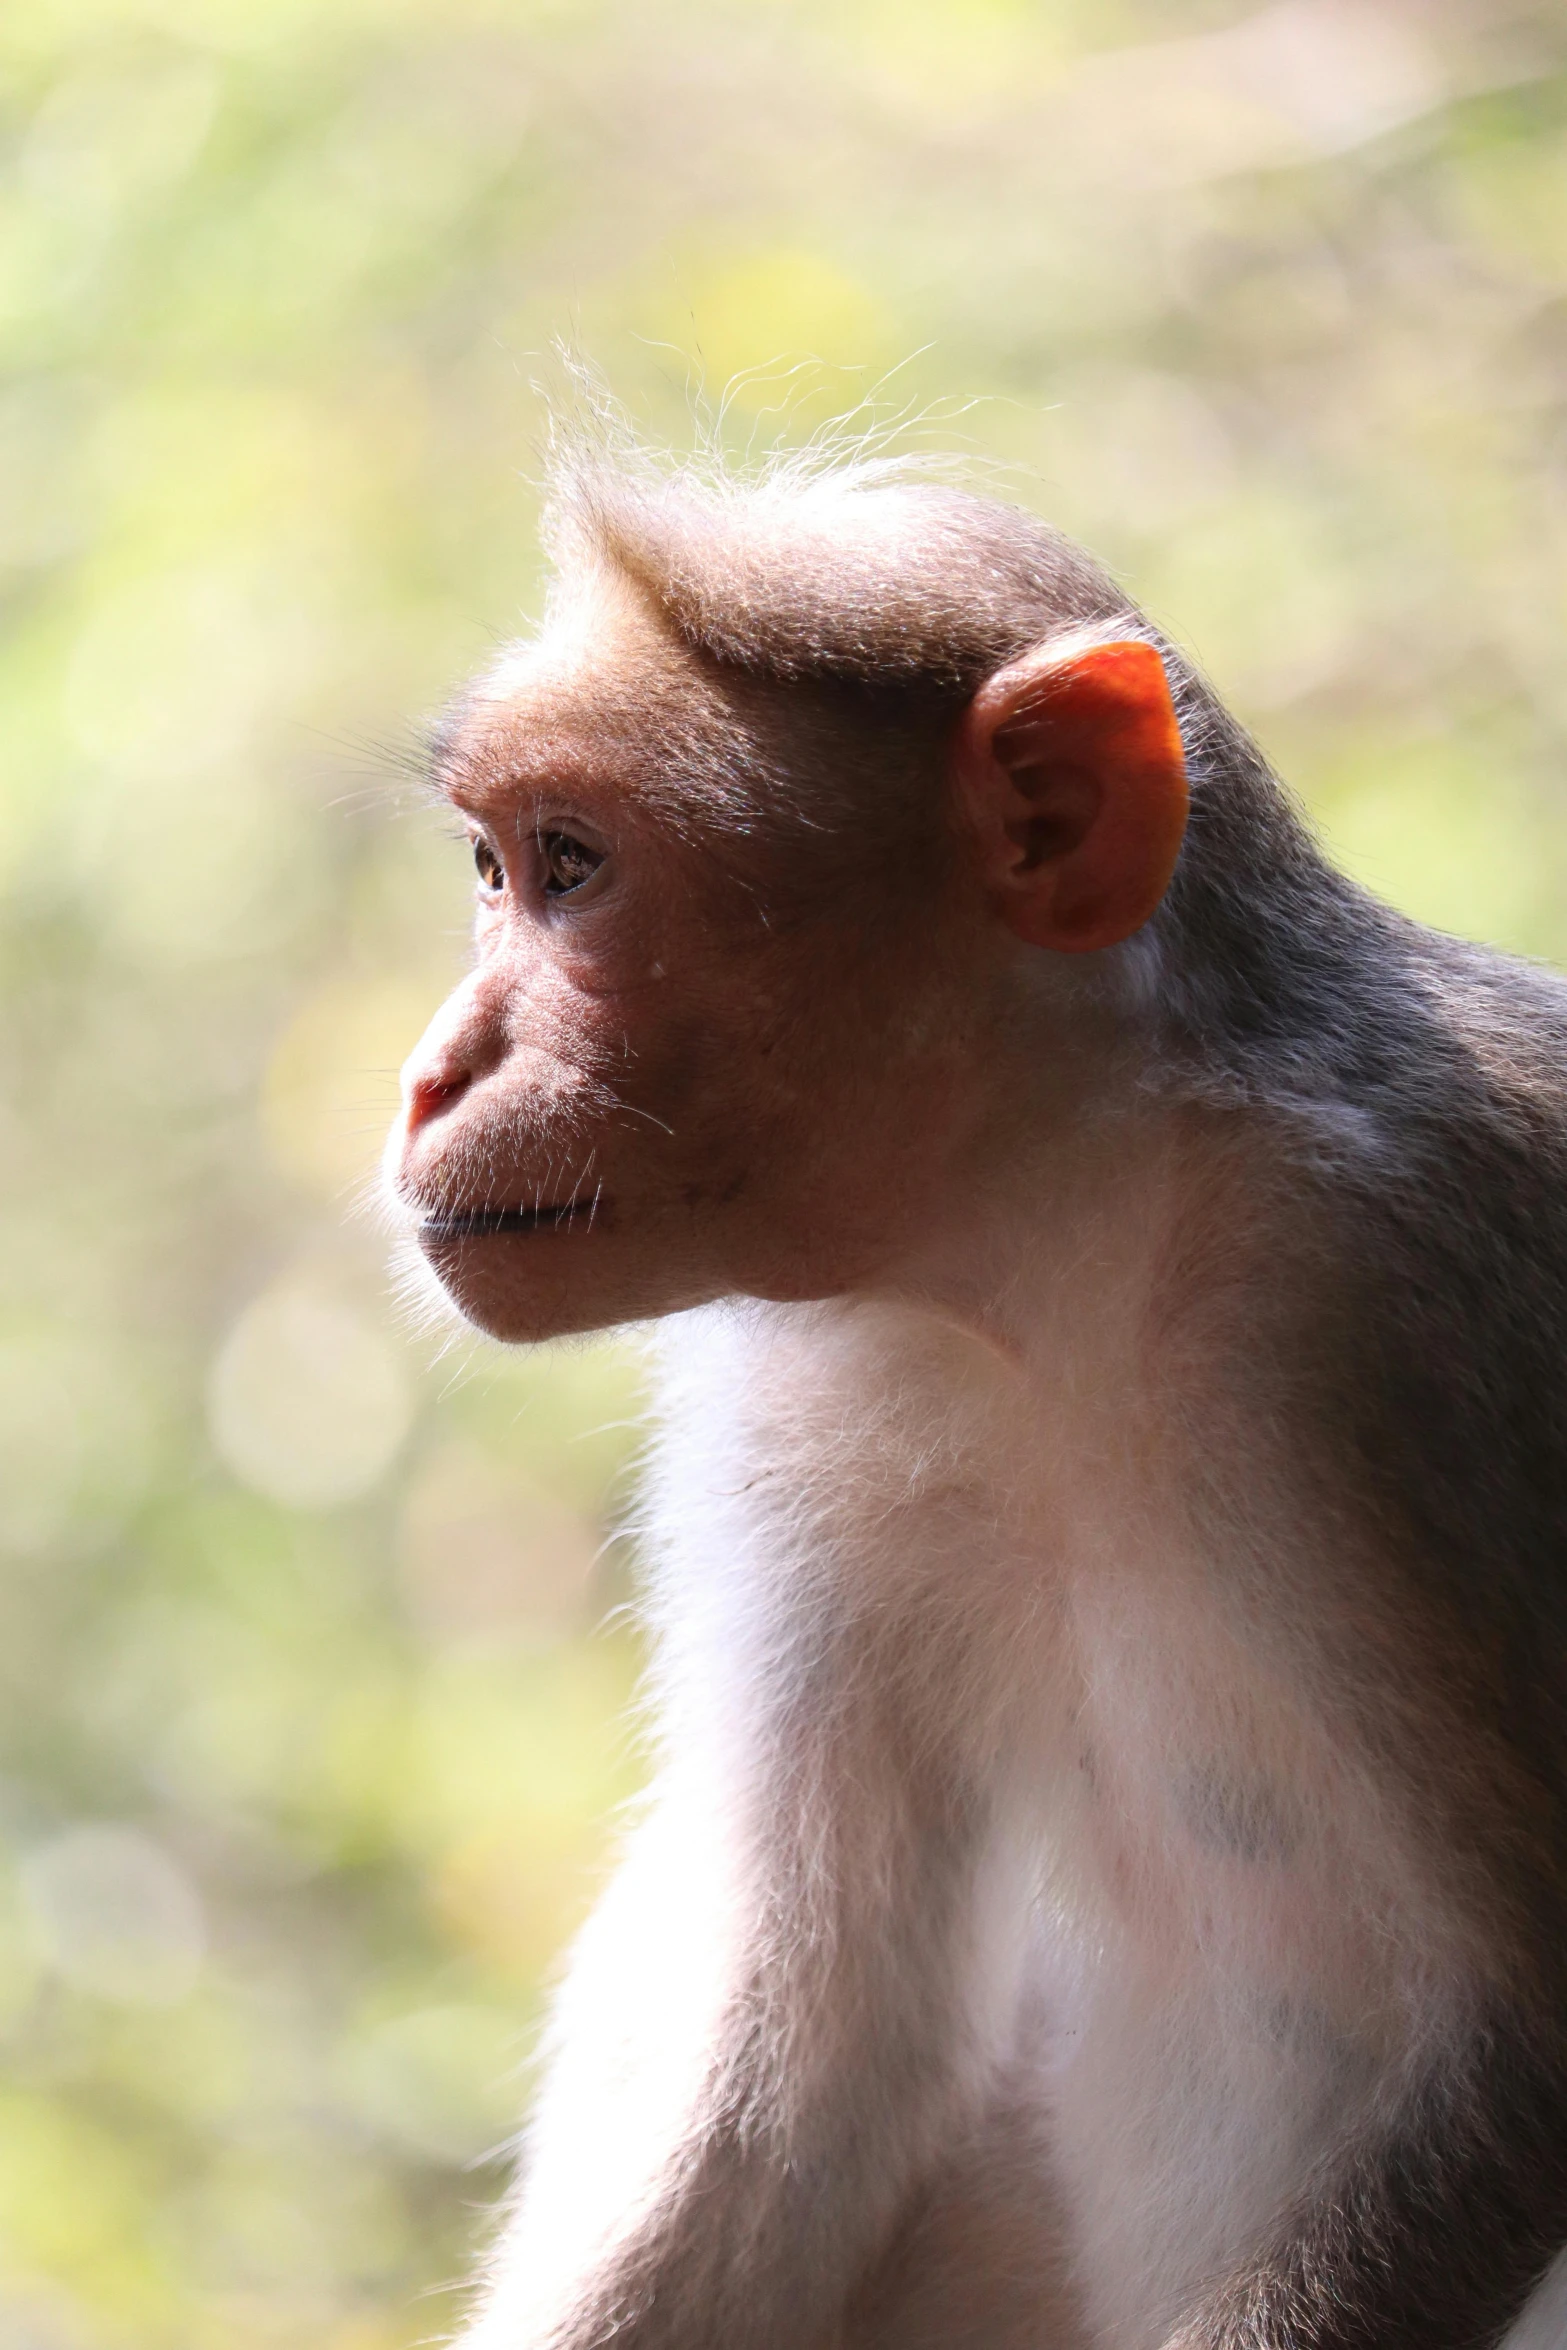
415,1222,717,1346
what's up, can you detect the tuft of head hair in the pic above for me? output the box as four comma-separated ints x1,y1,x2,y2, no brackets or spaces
539,403,1139,700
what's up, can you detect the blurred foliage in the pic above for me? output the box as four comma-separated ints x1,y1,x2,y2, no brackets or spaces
2,0,1567,2340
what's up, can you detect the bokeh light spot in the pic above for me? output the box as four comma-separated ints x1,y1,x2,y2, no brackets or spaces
208,1282,415,1509
19,1828,205,2009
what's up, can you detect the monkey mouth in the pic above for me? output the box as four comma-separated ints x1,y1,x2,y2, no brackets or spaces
418,1199,600,1241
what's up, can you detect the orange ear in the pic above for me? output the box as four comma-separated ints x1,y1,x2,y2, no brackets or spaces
951,638,1188,953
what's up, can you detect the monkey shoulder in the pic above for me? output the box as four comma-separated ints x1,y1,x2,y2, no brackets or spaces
1235,912,1567,1266
1261,923,1567,1659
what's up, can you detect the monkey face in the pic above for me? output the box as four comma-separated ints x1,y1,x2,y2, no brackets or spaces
383,593,987,1343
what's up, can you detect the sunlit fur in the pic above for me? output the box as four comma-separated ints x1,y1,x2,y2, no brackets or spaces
387,432,1567,2349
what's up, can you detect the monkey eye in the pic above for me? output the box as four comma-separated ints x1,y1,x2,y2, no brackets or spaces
540,831,604,897
472,835,505,894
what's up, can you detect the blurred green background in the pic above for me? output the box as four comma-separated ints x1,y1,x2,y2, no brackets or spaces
2,0,1566,2340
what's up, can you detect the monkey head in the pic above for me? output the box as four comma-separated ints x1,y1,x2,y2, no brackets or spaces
384,518,1187,1344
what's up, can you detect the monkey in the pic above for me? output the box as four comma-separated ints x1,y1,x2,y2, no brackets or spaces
383,434,1567,2350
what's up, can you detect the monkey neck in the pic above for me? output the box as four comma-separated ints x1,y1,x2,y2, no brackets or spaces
859,1010,1238,1379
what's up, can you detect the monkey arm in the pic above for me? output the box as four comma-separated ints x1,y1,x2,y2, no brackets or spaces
1164,2009,1567,2350
460,1721,1014,2350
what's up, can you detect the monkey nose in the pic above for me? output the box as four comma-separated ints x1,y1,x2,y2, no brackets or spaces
402,1061,469,1132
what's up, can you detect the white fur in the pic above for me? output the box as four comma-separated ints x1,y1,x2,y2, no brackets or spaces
458,1112,1551,2348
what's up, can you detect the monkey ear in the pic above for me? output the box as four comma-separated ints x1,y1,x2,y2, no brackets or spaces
951,638,1189,954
